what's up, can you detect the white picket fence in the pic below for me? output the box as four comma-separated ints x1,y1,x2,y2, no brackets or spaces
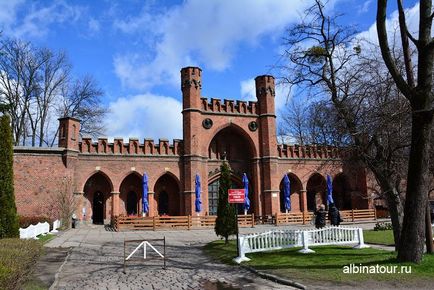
234,226,369,263
19,219,61,239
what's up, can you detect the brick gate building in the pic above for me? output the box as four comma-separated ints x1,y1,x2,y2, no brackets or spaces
13,67,371,224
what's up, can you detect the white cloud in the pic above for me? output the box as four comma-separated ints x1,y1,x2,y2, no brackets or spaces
240,79,256,101
0,0,24,28
105,93,183,141
358,0,372,14
240,77,291,114
88,18,100,33
0,1,83,39
357,2,420,45
113,0,312,90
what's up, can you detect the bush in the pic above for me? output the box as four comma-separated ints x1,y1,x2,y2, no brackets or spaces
373,222,393,231
18,216,53,229
214,162,237,243
0,114,19,238
0,238,43,290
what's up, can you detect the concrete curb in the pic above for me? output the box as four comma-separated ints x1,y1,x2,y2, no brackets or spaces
240,265,306,289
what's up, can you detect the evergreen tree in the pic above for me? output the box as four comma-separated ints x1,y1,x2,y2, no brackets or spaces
214,162,237,243
0,113,19,238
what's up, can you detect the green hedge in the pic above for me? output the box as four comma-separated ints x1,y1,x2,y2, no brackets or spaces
0,238,43,290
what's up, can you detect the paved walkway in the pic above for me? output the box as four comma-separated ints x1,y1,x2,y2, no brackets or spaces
45,222,380,290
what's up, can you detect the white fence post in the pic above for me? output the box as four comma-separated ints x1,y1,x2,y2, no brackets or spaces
298,231,315,254
233,236,251,263
51,219,61,233
354,227,369,249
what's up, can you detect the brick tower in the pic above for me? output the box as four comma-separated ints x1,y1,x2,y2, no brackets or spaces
255,75,280,215
181,67,206,215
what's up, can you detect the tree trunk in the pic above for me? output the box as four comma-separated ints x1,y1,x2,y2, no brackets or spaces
385,188,403,251
398,112,433,262
426,201,433,254
373,171,403,250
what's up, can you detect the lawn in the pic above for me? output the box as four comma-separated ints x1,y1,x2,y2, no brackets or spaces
364,230,395,246
204,240,434,287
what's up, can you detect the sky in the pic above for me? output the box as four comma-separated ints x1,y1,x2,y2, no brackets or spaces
0,0,421,142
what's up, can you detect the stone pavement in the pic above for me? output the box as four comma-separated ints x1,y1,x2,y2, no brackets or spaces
45,222,380,290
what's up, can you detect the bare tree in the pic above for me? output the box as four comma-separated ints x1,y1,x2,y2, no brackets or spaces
377,0,434,262
0,37,107,147
54,75,107,142
0,39,41,145
48,177,77,229
277,0,410,252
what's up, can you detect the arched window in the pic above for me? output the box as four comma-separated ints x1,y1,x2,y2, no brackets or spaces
208,180,220,215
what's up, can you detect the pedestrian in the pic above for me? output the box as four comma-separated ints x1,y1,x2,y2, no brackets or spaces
314,204,327,229
328,203,342,226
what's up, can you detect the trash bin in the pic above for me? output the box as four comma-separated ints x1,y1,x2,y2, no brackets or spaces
72,214,77,229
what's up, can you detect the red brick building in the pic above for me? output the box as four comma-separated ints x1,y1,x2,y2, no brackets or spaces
13,67,371,223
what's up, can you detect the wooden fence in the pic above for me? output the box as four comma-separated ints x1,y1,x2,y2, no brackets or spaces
275,209,376,226
112,209,377,231
112,214,255,231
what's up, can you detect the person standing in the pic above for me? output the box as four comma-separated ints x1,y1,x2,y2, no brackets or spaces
314,204,327,229
328,203,342,226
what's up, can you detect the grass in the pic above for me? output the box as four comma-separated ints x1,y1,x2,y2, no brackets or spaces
204,240,434,286
37,233,55,244
0,238,44,290
364,230,395,246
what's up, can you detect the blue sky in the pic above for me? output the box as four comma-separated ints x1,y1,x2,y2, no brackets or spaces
0,0,420,141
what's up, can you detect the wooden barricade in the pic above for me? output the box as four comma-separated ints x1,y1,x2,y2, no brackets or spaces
275,209,376,225
237,214,255,228
113,209,376,231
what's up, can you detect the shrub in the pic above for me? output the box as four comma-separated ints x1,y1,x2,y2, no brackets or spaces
0,238,43,290
214,162,237,243
0,114,19,238
374,222,393,231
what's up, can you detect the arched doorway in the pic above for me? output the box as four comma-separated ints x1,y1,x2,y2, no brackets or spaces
279,173,303,212
126,191,138,215
93,191,104,224
120,173,142,216
207,125,255,214
333,174,352,210
208,175,244,216
83,171,113,224
306,173,326,211
154,173,180,216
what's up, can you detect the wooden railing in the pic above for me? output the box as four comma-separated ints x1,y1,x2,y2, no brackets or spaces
275,209,376,225
112,209,377,231
112,214,255,231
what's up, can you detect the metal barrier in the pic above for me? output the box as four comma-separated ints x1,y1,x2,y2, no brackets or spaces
123,238,166,273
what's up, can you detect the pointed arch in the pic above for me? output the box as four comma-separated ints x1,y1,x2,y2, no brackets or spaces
81,170,114,193
207,123,257,158
119,172,143,216
83,171,114,224
153,173,181,216
332,173,352,210
279,173,303,212
306,173,326,211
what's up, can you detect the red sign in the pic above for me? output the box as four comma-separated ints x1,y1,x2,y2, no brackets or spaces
228,189,245,203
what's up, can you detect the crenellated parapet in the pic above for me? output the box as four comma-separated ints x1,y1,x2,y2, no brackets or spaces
277,144,348,159
200,97,258,115
79,137,184,156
